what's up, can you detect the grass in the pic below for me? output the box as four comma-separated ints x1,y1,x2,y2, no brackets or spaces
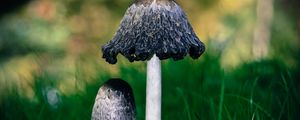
218,77,225,120
0,52,299,120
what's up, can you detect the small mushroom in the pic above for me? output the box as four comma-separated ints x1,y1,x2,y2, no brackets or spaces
92,79,136,120
102,0,205,120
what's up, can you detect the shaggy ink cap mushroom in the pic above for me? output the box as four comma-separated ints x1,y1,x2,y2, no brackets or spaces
102,0,205,64
92,79,136,120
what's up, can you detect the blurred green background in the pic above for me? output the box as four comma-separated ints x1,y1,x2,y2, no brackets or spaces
0,0,299,120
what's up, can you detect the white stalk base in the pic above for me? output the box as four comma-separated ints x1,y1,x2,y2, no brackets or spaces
146,55,161,120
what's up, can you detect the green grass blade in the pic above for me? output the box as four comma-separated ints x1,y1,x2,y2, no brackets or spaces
218,79,225,120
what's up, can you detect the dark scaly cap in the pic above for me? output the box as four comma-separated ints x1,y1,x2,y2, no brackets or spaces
102,0,205,64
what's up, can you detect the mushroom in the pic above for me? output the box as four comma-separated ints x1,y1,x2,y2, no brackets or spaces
92,79,136,120
102,0,205,120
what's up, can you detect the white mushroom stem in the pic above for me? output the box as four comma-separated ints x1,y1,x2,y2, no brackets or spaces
146,55,161,120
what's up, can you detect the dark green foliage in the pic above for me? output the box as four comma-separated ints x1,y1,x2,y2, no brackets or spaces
1,51,299,120
0,0,31,17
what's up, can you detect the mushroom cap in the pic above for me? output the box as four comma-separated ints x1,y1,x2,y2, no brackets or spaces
102,0,205,64
92,79,136,120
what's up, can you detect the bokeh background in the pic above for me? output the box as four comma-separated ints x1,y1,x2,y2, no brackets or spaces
0,0,299,119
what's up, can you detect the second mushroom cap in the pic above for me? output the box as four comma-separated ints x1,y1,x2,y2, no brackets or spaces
102,0,205,64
